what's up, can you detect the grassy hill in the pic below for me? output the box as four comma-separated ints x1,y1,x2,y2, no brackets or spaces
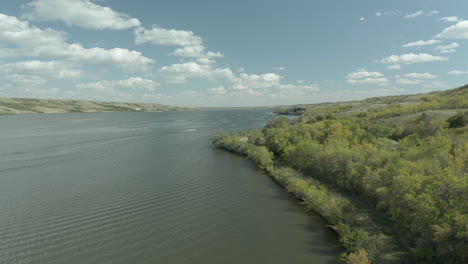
0,98,199,115
276,84,468,133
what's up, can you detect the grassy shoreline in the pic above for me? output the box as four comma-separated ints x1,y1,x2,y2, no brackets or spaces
211,132,408,263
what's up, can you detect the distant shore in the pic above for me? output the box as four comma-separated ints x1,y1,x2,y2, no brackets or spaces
0,98,201,115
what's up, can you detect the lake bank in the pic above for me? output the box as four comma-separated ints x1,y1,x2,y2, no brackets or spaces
211,130,412,264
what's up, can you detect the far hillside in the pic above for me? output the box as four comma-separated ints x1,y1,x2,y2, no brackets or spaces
0,98,200,115
276,84,468,131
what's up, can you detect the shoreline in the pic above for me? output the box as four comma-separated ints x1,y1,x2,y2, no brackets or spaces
211,132,409,263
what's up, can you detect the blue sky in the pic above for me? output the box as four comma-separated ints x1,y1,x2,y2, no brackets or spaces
0,0,467,107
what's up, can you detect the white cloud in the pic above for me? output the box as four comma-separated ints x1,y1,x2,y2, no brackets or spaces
347,69,384,79
207,86,228,95
3,74,47,88
134,26,202,46
160,62,234,83
435,42,459,53
297,80,304,83
402,39,440,47
278,84,319,92
375,11,399,17
232,73,282,90
347,78,389,84
439,16,462,23
0,60,83,79
397,73,438,79
405,10,438,19
237,67,245,73
76,77,159,92
387,64,401,70
0,13,155,71
172,45,205,57
346,69,388,85
360,17,365,21
380,53,448,64
395,78,424,85
273,66,285,71
405,10,424,18
436,21,468,38
448,70,468,75
22,0,140,30
134,26,222,62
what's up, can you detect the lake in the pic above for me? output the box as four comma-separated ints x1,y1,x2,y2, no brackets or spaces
0,110,341,263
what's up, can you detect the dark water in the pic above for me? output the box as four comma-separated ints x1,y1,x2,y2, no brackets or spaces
0,110,341,264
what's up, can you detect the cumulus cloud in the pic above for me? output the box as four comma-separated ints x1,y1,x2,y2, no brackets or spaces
75,77,159,92
347,69,384,79
134,26,202,46
278,84,319,92
395,78,425,85
207,86,228,95
375,11,399,17
380,53,448,64
134,26,222,63
405,10,424,18
0,73,62,99
436,20,468,38
435,42,459,53
22,0,140,30
346,69,388,85
232,73,282,90
402,39,440,47
387,64,401,70
0,13,154,71
0,60,83,79
439,16,462,23
394,72,437,85
405,10,438,18
3,74,47,88
160,62,285,96
347,78,390,85
397,73,438,79
172,45,206,57
448,70,468,75
160,62,234,83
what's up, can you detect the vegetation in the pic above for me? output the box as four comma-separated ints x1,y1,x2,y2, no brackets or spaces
0,98,199,115
212,85,468,263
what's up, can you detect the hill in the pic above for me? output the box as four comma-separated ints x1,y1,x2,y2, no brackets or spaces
0,98,199,115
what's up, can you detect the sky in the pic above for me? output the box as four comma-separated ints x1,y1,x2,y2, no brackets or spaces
0,0,467,107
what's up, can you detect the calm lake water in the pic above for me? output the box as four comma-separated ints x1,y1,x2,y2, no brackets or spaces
0,110,341,264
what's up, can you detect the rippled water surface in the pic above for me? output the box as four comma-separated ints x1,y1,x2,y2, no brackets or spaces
0,110,341,263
